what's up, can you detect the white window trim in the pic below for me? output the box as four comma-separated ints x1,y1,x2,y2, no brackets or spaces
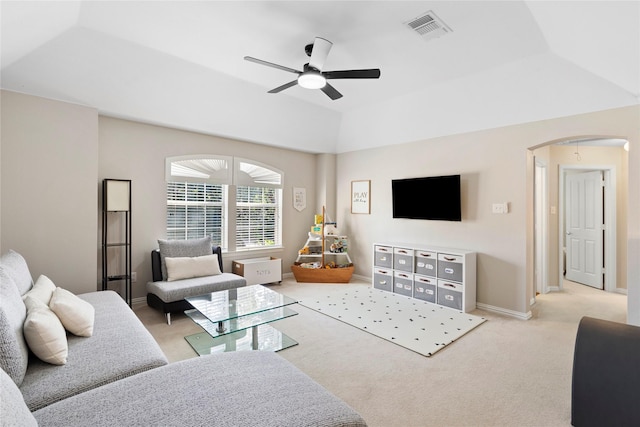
165,155,283,253
165,154,233,185
234,157,284,189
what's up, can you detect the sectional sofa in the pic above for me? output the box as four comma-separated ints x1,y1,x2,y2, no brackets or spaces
0,250,367,426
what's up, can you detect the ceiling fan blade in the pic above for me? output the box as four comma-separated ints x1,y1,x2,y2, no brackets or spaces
324,69,381,79
268,80,298,93
244,56,301,74
308,37,333,71
320,83,343,100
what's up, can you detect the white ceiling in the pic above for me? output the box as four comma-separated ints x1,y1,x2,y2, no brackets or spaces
1,1,638,153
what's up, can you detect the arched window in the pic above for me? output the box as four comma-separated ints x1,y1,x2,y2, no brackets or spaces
165,155,283,252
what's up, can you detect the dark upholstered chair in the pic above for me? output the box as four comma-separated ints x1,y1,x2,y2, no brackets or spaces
571,316,640,426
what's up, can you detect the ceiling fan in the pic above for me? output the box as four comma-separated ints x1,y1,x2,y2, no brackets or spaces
244,37,381,100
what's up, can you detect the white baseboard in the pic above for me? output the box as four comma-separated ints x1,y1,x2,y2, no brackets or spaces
132,296,146,307
476,302,532,320
548,285,626,295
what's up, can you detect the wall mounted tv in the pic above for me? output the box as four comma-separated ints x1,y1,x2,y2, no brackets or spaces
392,174,462,221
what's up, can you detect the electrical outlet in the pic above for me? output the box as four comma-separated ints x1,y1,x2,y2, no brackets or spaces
131,272,137,282
492,202,509,214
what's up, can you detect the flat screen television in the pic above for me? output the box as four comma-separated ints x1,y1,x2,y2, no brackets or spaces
392,175,461,221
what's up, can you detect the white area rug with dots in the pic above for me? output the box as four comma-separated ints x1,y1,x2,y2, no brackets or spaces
299,287,487,357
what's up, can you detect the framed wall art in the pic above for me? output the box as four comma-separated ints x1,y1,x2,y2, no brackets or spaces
351,180,370,214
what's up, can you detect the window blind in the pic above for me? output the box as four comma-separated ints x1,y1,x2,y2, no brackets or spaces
236,186,281,249
167,182,224,245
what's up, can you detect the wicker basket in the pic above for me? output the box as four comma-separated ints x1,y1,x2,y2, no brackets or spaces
291,264,354,283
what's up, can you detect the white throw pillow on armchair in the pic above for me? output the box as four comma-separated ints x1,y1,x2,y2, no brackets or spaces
165,254,222,281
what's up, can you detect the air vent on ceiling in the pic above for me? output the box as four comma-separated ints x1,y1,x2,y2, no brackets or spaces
405,10,452,41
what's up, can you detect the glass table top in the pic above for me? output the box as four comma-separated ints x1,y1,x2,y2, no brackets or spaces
185,284,297,325
184,285,299,355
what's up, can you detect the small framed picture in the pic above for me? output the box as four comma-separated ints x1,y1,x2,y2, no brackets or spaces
351,180,371,214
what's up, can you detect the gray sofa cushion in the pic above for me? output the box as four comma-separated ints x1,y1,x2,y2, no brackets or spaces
33,351,367,427
1,367,38,427
158,236,213,281
0,269,29,386
0,249,34,296
19,290,168,411
146,272,246,303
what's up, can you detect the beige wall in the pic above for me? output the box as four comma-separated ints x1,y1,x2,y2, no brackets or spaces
336,106,639,319
315,154,337,217
1,91,99,294
98,116,318,299
1,90,638,323
628,118,640,326
337,125,531,317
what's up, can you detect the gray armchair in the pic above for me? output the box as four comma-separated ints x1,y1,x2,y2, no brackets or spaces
146,245,245,324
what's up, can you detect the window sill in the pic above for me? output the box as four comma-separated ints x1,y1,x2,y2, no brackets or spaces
222,246,284,259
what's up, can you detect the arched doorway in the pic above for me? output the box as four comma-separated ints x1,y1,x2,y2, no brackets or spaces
530,136,629,315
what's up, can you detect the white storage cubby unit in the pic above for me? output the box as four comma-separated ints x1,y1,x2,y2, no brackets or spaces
372,243,477,312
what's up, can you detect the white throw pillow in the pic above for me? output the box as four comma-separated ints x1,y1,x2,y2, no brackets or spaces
49,287,95,337
23,297,68,365
165,254,222,281
22,275,56,305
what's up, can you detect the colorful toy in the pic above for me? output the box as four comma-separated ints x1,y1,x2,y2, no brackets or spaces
330,239,344,253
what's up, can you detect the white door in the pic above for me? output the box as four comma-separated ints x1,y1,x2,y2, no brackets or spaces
565,171,603,289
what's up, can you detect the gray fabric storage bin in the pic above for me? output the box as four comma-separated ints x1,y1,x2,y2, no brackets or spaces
414,274,436,303
415,250,437,277
437,253,463,282
393,271,413,297
437,280,463,310
374,245,392,268
373,268,393,292
393,247,414,272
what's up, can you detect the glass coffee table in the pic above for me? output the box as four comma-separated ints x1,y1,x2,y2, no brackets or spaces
184,285,298,355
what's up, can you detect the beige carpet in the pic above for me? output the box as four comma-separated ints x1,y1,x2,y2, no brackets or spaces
134,277,627,427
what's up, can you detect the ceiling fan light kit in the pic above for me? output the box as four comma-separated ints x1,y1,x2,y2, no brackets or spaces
245,36,381,100
298,72,326,89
